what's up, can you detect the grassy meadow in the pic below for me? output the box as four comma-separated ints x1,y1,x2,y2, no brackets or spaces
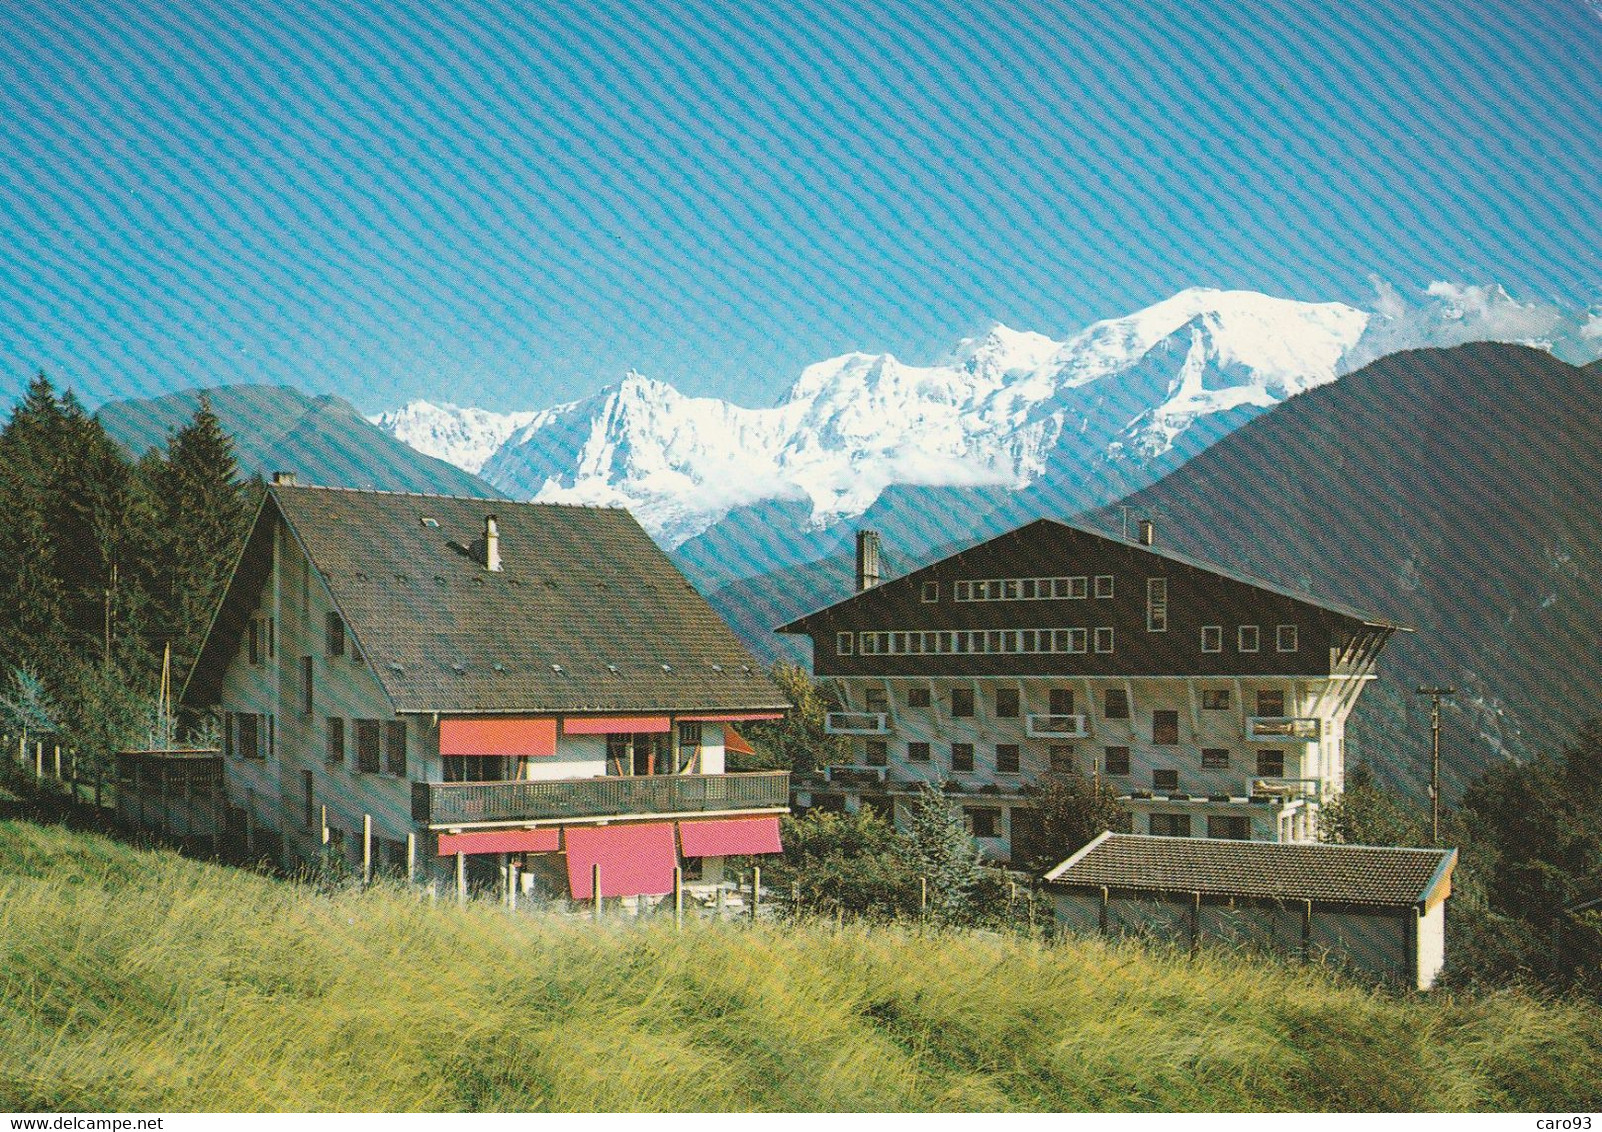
0,818,1597,1113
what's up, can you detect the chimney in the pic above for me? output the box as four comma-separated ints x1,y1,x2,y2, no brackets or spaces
272,471,297,486
484,515,502,572
855,529,882,592
1138,518,1155,547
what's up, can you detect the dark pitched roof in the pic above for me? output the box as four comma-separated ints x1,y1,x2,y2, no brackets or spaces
777,518,1411,633
184,485,788,715
1043,832,1455,907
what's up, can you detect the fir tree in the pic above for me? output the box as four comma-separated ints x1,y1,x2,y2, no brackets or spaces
901,782,987,923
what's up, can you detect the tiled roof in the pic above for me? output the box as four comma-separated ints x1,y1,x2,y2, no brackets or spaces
185,485,788,715
1043,832,1455,907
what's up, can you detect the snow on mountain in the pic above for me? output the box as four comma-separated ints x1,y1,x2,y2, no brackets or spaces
373,288,1372,546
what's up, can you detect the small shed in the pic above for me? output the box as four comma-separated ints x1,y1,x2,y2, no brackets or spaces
114,748,224,851
1043,832,1457,989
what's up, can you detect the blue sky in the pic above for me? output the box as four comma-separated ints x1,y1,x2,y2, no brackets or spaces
2,0,1600,413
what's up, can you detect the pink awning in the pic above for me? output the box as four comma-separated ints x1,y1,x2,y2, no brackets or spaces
724,727,755,757
438,828,560,856
564,716,671,735
676,712,785,722
565,822,678,898
440,718,558,757
678,816,782,857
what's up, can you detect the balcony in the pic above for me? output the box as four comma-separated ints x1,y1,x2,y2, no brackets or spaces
412,771,790,828
822,764,889,787
1026,713,1090,739
1245,716,1322,742
1248,777,1322,803
825,711,889,735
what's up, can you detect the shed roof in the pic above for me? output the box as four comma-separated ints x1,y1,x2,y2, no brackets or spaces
1043,832,1456,907
183,484,788,715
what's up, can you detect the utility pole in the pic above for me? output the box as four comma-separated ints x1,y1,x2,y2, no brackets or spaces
1415,686,1455,843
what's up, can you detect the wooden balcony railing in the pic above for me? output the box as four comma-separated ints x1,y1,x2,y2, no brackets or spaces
412,770,790,827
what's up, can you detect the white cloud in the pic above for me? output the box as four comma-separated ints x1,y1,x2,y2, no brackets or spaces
1342,280,1593,371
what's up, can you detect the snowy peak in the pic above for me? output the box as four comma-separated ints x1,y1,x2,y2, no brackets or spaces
372,400,548,475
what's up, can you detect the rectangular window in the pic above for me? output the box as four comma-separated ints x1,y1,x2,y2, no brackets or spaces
326,612,345,657
356,720,381,774
677,722,701,773
1277,624,1299,652
865,687,888,713
907,741,931,763
303,770,314,830
266,617,274,660
865,740,888,767
1201,625,1223,653
1201,748,1230,770
1049,744,1076,772
1150,813,1191,837
1094,627,1114,654
385,720,407,776
1239,625,1260,653
1146,577,1168,631
223,711,234,759
267,715,275,759
954,581,971,601
996,744,1020,774
950,688,975,718
1208,815,1250,840
1201,689,1230,711
837,632,854,656
238,713,261,760
1257,689,1285,717
1069,576,1089,599
1094,575,1114,599
326,717,345,767
967,808,1001,838
248,619,260,666
1103,746,1130,775
301,656,313,716
951,743,974,772
1257,750,1285,777
907,687,931,708
1153,768,1179,792
1049,688,1075,715
1153,710,1179,745
995,688,1020,718
445,754,505,783
1103,688,1130,719
922,581,939,603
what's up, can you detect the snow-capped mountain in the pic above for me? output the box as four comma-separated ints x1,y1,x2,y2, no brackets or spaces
375,288,1369,548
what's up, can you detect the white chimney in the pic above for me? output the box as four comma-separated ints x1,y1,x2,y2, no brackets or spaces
485,515,502,572
272,471,297,486
1138,518,1155,547
855,530,882,592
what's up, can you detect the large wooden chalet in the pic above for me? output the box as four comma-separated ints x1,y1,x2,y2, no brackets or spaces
182,478,791,902
777,520,1409,861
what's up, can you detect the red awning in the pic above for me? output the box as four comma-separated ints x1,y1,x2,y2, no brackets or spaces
438,828,560,856
564,716,671,735
565,822,678,898
678,816,782,857
440,718,558,757
723,727,755,756
676,712,785,722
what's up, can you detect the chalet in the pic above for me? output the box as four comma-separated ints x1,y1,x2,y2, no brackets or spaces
776,520,1409,861
181,478,791,903
1044,832,1457,989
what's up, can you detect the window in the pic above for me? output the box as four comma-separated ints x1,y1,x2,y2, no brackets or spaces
1150,813,1191,837
1094,575,1114,599
1066,627,1088,653
1103,688,1130,719
1146,578,1168,631
385,720,407,776
1238,625,1260,653
951,688,975,718
326,612,345,657
907,741,931,762
1103,746,1130,775
302,770,314,830
1208,815,1250,840
266,617,274,660
1257,750,1285,777
1153,768,1179,792
837,632,854,656
995,688,1020,718
1049,688,1075,715
864,687,888,713
1201,748,1230,770
1202,689,1230,711
326,717,345,767
445,754,505,783
865,740,888,767
223,711,234,759
248,619,261,666
1049,744,1076,772
1201,625,1223,653
922,581,939,603
267,715,275,759
1094,627,1115,653
1277,624,1299,652
967,808,1001,839
301,656,313,715
356,720,381,774
1152,710,1179,745
951,743,974,772
1069,576,1089,599
238,713,262,760
996,744,1020,774
1257,690,1285,717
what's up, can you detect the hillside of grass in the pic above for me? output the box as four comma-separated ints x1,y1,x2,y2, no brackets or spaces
0,820,1597,1113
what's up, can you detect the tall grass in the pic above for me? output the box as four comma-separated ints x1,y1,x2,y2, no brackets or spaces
0,819,1596,1112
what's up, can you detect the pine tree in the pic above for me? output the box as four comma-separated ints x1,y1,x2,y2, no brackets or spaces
901,782,987,923
0,374,72,672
